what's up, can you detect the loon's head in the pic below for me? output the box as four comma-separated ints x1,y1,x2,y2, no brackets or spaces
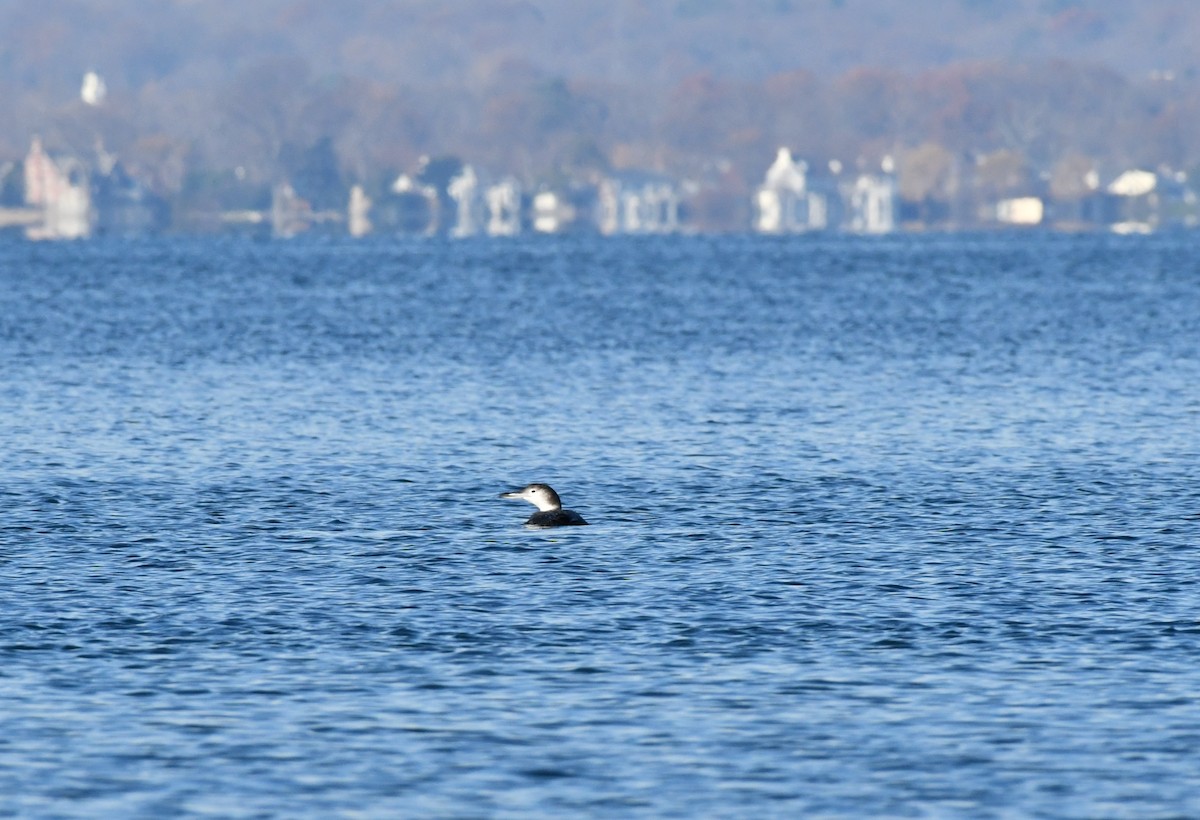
499,483,563,512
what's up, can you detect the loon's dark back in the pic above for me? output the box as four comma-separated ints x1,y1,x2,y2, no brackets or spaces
526,508,589,527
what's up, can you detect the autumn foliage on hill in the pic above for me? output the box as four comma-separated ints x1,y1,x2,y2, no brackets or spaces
4,0,1200,218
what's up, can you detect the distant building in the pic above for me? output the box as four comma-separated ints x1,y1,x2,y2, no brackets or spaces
24,137,93,239
1106,169,1158,233
597,172,682,234
754,148,828,233
485,178,521,236
1107,169,1156,198
447,165,483,237
373,174,439,235
995,196,1044,226
348,185,372,237
271,182,312,238
847,172,897,234
20,137,168,238
531,190,574,234
1155,170,1200,229
81,71,107,107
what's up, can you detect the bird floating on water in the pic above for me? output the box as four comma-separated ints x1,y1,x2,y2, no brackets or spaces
499,483,589,527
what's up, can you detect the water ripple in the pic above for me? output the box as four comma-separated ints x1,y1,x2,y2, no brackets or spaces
1,234,1199,816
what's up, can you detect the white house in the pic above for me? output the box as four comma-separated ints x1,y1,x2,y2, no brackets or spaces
1107,169,1156,198
1106,169,1159,233
447,165,483,237
597,173,681,235
532,190,574,233
348,185,371,237
754,147,828,233
24,137,93,240
485,178,521,236
848,173,897,233
995,196,1044,226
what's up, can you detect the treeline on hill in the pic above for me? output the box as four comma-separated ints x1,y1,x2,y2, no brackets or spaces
4,1,1200,225
9,59,1198,218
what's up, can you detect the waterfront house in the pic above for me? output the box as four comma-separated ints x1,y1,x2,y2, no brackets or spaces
24,137,93,239
847,171,897,233
754,148,828,233
485,178,521,236
596,172,682,235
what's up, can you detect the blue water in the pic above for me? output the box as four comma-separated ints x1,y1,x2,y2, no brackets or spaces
2,234,1198,817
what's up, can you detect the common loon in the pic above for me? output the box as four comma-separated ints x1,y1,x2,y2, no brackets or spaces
499,483,589,527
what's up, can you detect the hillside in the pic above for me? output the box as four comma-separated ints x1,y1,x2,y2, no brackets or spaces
6,0,1199,90
4,0,1200,208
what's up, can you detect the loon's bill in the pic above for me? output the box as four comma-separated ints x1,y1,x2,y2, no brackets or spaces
499,483,589,527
